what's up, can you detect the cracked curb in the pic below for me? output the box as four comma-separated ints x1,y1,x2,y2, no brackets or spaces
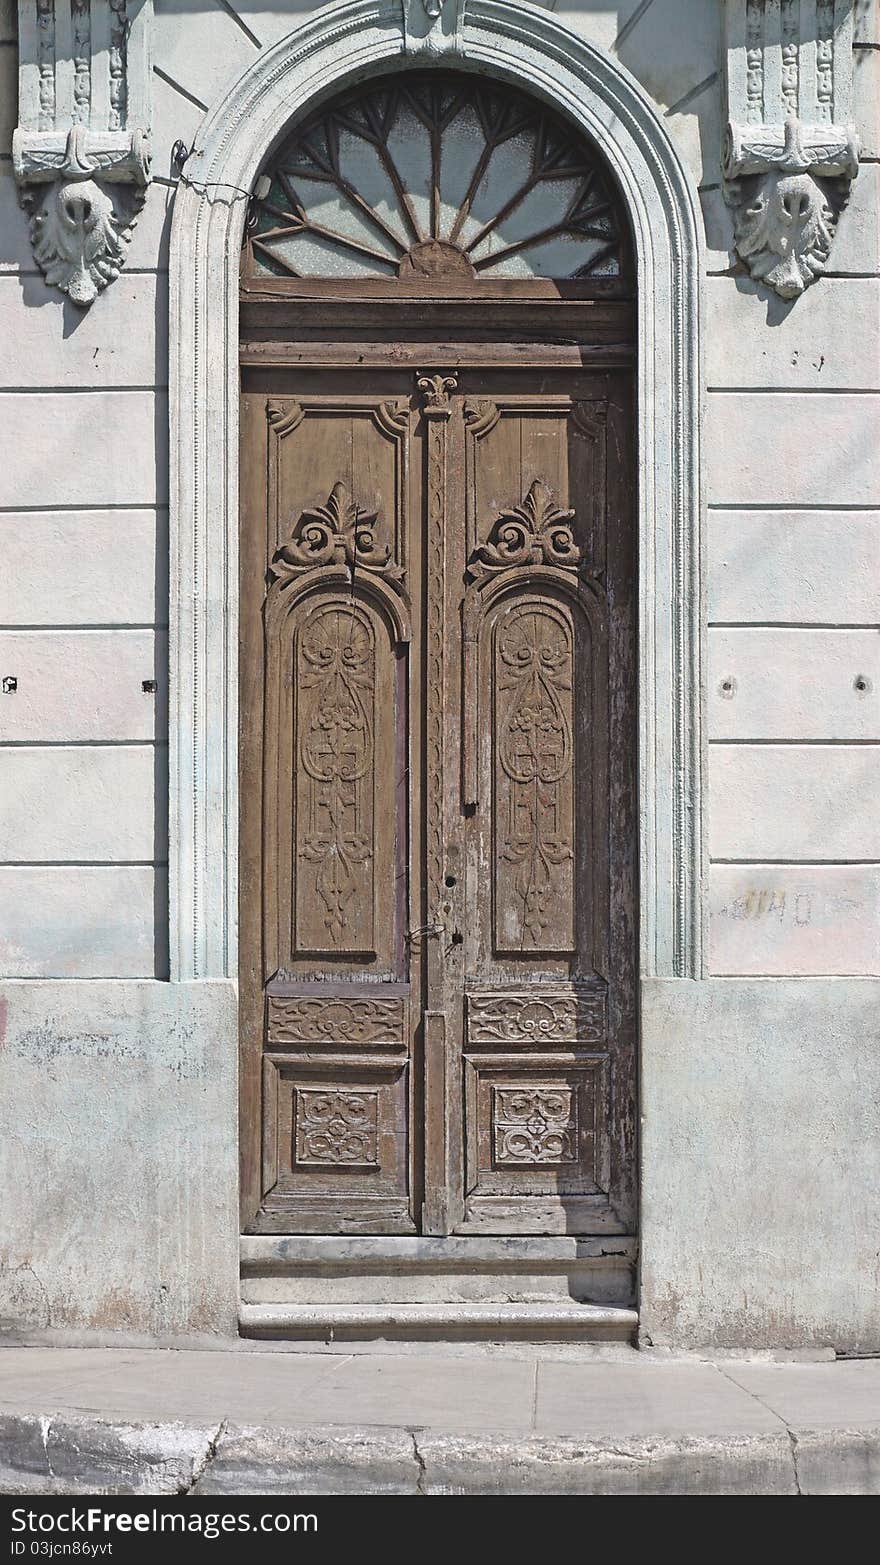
0,1412,222,1496
408,1430,428,1496
1,1411,879,1493
179,1419,228,1497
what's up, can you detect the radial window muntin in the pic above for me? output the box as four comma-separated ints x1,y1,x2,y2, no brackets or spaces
246,73,628,286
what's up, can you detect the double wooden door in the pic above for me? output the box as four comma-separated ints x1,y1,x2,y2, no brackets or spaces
240,357,636,1238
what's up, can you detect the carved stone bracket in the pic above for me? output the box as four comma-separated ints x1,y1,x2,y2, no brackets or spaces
13,2,153,305
723,1,860,299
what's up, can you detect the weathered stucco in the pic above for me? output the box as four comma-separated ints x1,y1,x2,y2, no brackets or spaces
0,981,238,1341
640,978,880,1352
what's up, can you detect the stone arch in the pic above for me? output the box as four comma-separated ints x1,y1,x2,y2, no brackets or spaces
168,0,706,984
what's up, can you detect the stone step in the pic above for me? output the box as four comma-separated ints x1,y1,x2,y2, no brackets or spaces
240,1234,636,1307
240,1235,637,1339
238,1301,639,1342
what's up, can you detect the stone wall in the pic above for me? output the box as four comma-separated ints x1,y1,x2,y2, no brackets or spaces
0,0,878,1346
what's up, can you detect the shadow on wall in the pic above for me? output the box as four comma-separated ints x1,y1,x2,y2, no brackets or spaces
615,0,722,193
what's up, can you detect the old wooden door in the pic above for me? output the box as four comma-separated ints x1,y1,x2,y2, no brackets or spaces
238,73,637,1243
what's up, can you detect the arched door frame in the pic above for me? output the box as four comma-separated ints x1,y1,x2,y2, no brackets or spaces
168,0,707,986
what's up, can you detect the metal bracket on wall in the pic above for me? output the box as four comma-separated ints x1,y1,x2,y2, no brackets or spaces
13,1,154,306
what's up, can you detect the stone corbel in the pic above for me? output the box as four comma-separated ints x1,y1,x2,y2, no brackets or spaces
723,1,860,299
13,2,153,306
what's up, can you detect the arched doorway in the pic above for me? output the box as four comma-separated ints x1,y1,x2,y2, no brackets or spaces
168,1,705,1332
238,71,637,1264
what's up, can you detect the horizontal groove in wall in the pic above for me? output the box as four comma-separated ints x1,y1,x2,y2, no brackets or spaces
709,621,880,630
0,386,167,396
0,267,169,274
710,858,880,866
0,504,168,515
708,738,880,747
0,616,165,629
710,970,880,978
0,976,173,983
708,503,880,513
705,269,880,280
0,740,167,750
707,386,880,396
0,619,167,626
0,860,170,869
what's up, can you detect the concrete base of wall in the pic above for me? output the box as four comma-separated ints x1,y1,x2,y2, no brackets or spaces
0,980,239,1342
640,977,880,1353
2,976,879,1352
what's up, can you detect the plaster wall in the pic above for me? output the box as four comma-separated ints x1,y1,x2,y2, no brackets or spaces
0,980,238,1341
0,0,878,1347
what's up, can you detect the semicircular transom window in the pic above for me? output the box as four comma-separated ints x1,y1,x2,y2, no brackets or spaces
248,73,627,284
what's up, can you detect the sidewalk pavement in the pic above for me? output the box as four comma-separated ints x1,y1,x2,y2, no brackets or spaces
1,1345,879,1495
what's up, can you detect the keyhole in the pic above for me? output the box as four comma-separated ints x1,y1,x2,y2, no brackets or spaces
445,875,457,888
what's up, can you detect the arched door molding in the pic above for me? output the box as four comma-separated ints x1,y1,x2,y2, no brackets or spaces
168,0,706,985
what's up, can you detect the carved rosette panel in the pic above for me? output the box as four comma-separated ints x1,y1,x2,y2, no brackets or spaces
494,600,575,953
466,1064,606,1203
492,1086,577,1166
14,3,153,305
294,1088,380,1168
467,989,606,1047
267,995,405,1046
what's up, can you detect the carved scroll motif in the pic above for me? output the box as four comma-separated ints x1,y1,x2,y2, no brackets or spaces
467,989,606,1046
723,119,858,299
268,995,405,1045
495,602,575,952
14,3,153,305
723,1,861,299
471,478,580,576
271,480,403,584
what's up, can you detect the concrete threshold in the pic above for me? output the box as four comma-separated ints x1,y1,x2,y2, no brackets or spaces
1,1346,879,1494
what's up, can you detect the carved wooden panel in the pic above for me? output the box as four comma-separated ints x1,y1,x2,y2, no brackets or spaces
493,597,576,954
267,993,406,1046
258,1055,410,1233
492,1086,578,1166
465,1062,608,1200
266,396,410,578
294,598,379,956
463,396,607,572
295,1088,380,1168
467,987,607,1047
241,362,635,1240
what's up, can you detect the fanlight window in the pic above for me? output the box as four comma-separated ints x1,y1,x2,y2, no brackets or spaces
247,74,626,284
